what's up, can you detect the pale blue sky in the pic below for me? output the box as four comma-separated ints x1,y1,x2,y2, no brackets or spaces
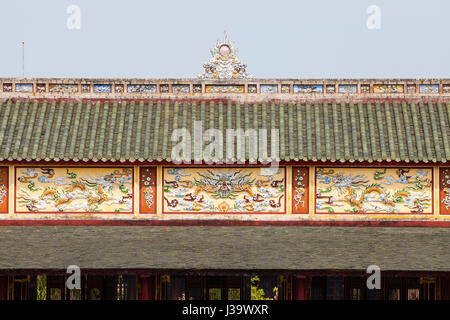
0,0,449,78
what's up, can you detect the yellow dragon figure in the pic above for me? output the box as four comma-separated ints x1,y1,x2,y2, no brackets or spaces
87,184,109,206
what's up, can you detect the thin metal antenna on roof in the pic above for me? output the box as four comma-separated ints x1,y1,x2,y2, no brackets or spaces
21,41,25,78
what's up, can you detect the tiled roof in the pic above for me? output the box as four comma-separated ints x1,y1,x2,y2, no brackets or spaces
1,226,449,270
0,99,449,163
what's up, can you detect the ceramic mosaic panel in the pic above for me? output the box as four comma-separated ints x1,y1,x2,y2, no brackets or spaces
160,84,169,93
373,84,404,93
260,84,278,93
419,84,438,93
443,84,450,93
281,85,290,93
248,85,257,93
15,167,133,213
36,84,46,93
2,83,12,92
205,85,244,93
94,84,112,93
294,84,323,93
360,85,370,93
292,167,309,214
49,84,78,93
315,167,433,214
81,84,91,93
127,84,157,93
115,84,124,93
172,84,190,93
139,167,157,214
0,167,8,213
326,85,336,93
407,85,417,93
15,83,33,93
439,168,450,215
338,84,357,93
193,84,202,93
163,167,286,213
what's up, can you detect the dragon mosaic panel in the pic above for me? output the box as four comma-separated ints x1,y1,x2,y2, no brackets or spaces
15,167,133,213
292,167,309,214
0,167,8,213
315,168,433,214
139,167,157,214
439,168,450,215
163,167,286,213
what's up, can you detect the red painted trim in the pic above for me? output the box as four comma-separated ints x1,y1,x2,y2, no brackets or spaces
0,166,9,214
0,219,449,227
0,159,448,166
161,166,287,214
314,166,435,215
14,166,134,214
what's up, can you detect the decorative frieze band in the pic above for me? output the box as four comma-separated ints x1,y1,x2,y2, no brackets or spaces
2,79,449,96
0,165,449,218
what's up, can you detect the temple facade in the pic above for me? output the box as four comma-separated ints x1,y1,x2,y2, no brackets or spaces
0,38,449,300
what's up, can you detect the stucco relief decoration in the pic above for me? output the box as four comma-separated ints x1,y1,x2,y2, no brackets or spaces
15,167,133,213
292,167,309,214
163,167,285,213
139,167,157,214
315,168,433,214
439,168,450,214
198,32,252,80
0,167,8,213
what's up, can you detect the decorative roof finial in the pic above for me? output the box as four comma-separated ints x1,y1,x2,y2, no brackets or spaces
198,33,252,80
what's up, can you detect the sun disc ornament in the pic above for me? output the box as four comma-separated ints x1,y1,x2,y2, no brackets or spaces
198,32,252,80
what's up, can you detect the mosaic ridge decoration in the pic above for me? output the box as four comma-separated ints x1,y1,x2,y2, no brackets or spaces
315,167,433,214
139,167,157,214
15,167,134,213
205,85,244,93
163,167,286,214
439,168,450,215
198,32,252,80
49,84,78,93
0,167,8,213
260,84,278,93
292,167,309,214
294,84,323,94
127,84,156,93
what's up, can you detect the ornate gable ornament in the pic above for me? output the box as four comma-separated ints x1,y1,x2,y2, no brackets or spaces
198,32,252,80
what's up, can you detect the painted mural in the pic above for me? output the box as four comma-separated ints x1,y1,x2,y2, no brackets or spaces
292,167,309,214
139,167,157,214
315,168,433,214
15,167,133,213
163,167,286,213
439,168,450,215
0,167,8,213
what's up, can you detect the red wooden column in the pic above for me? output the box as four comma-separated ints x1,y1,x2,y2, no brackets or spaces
0,276,7,300
293,276,306,300
441,277,450,300
139,275,155,300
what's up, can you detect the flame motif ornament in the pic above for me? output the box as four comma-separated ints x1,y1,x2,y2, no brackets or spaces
198,32,252,80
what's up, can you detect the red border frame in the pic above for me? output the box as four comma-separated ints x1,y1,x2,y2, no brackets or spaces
0,166,8,214
139,166,157,214
162,166,287,214
14,166,134,214
314,166,434,215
